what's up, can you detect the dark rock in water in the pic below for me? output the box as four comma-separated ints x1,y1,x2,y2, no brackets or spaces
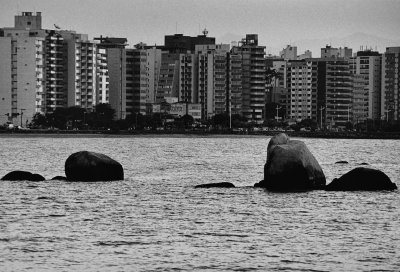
335,160,349,164
259,133,326,191
195,182,235,188
1,171,45,181
65,151,124,181
359,162,369,165
51,176,67,181
326,167,397,191
254,180,263,187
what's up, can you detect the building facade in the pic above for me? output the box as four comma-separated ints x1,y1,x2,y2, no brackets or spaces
381,47,400,121
232,34,266,123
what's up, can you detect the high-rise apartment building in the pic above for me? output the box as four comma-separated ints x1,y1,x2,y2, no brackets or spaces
96,47,109,104
351,51,382,121
0,12,46,125
228,53,243,116
44,30,65,113
196,44,231,118
60,31,98,111
125,46,161,115
231,34,266,123
381,47,400,121
0,12,109,125
156,53,180,103
351,74,369,123
179,53,198,103
316,59,353,127
286,60,317,121
95,37,128,119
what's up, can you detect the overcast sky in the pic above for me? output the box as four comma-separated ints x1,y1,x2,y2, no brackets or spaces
1,0,399,55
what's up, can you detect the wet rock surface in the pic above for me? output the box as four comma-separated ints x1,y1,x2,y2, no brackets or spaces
195,182,235,188
260,133,326,191
1,171,45,181
326,167,397,191
65,151,124,181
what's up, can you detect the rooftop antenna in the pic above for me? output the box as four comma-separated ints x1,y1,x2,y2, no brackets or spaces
175,22,177,34
202,28,208,36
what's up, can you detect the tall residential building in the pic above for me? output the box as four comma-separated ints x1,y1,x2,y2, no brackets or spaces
280,45,297,60
228,53,243,116
125,46,161,115
196,44,231,118
179,53,198,103
352,74,369,123
60,31,98,111
232,34,266,123
96,47,109,104
381,47,400,121
156,53,180,102
0,12,110,125
351,50,382,120
286,60,317,121
95,37,128,118
315,59,353,127
44,30,66,113
0,12,46,125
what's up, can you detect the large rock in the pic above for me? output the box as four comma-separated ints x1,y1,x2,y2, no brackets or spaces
258,133,326,191
326,167,397,191
65,151,124,181
195,182,235,188
1,171,45,181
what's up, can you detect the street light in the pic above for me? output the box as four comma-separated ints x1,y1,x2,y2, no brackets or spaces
20,108,25,127
229,92,232,129
275,105,282,122
319,106,325,129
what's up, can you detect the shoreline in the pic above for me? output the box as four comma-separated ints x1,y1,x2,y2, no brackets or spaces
1,129,400,139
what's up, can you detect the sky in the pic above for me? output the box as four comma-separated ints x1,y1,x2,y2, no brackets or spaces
1,0,400,56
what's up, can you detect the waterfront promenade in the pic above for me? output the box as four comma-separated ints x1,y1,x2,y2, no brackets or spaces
1,128,400,139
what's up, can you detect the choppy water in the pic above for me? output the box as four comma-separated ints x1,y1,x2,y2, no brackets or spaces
0,135,399,271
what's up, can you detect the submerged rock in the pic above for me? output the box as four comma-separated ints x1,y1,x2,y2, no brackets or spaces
65,151,124,181
259,133,326,191
1,171,45,181
326,167,397,191
335,160,349,164
51,176,67,181
195,182,235,188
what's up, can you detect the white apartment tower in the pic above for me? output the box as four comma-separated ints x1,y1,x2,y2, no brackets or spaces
0,12,46,126
60,31,98,111
195,44,231,118
287,61,315,121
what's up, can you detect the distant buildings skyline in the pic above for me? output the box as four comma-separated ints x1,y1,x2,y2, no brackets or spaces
1,11,400,128
2,0,400,56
